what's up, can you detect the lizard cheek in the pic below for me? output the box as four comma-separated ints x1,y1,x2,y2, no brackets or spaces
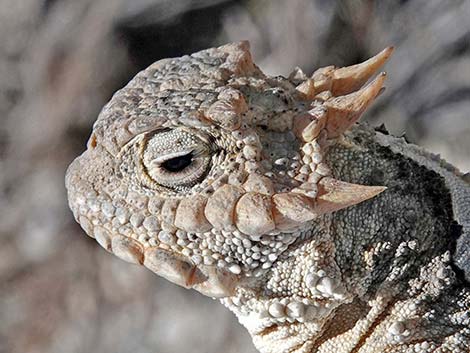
234,192,276,237
174,194,212,233
204,184,244,230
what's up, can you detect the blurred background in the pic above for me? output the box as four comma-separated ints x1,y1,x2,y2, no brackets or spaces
0,1,469,352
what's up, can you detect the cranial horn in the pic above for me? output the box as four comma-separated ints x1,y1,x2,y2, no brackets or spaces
324,72,386,138
296,79,316,99
313,177,386,215
330,47,394,96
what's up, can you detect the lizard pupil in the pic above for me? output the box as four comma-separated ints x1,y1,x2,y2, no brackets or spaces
161,152,193,172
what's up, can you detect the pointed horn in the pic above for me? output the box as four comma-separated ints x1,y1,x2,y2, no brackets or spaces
289,66,308,81
272,192,317,230
331,47,394,96
296,78,316,99
313,177,386,215
325,72,387,138
218,41,257,76
272,178,386,230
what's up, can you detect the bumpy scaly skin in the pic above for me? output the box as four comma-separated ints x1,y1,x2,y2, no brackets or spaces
65,42,470,352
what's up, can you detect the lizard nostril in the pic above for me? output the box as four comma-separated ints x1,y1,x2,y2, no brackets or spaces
88,133,97,149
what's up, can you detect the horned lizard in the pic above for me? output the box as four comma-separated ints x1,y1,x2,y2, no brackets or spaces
65,41,470,352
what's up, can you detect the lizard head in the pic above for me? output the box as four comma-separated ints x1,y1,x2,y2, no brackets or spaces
66,41,392,306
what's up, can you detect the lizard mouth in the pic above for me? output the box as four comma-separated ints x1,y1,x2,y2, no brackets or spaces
143,247,239,298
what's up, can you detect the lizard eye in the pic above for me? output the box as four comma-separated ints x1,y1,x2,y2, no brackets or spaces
142,129,212,189
161,152,193,172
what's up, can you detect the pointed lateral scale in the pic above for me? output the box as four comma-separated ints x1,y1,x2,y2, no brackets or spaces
314,177,387,215
324,72,387,138
272,178,385,230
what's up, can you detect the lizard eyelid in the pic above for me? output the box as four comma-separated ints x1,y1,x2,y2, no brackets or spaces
148,149,195,165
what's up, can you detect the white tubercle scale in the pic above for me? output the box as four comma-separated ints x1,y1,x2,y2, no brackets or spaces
268,302,285,318
286,301,306,318
304,270,347,300
222,292,337,327
386,320,411,343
